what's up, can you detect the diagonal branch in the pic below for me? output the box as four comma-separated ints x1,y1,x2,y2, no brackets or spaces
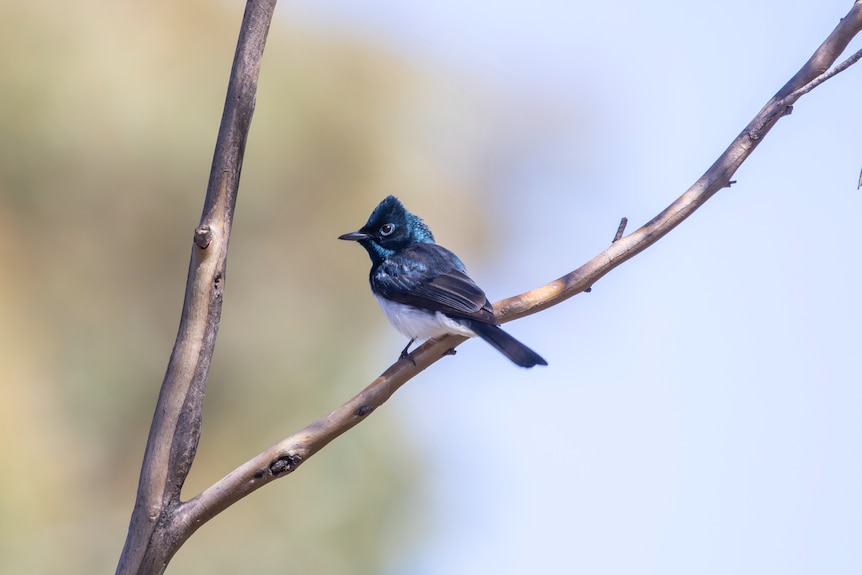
176,0,862,538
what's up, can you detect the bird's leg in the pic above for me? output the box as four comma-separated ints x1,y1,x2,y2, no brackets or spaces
399,338,415,358
399,339,416,365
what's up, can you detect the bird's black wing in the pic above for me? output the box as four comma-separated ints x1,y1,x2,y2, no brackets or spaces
371,243,498,325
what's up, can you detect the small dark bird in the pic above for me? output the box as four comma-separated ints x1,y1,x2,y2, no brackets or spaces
339,196,547,368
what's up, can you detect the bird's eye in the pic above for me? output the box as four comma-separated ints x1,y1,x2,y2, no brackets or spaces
379,223,395,236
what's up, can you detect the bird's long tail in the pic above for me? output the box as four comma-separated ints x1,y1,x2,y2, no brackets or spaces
467,321,548,368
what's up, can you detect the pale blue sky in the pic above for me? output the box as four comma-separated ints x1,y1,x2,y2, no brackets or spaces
284,2,861,573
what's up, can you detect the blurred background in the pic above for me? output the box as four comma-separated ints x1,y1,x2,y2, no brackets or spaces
1,0,860,573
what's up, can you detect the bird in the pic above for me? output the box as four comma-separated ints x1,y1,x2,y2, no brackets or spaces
338,195,547,368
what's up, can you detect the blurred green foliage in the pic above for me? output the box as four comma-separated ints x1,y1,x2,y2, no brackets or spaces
0,1,505,573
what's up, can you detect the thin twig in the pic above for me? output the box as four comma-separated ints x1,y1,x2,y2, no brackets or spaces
613,217,628,243
785,46,862,100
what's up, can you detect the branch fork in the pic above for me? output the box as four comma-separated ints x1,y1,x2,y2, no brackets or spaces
117,3,862,573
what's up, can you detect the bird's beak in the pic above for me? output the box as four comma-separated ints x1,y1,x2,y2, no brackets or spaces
338,231,368,241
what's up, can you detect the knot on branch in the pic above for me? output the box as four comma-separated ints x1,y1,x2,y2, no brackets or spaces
268,454,302,477
749,105,794,141
194,225,213,249
213,273,224,299
355,405,374,417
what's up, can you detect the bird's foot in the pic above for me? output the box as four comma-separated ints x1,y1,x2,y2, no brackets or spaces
399,339,416,366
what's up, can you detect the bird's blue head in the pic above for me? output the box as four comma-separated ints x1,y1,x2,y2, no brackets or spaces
338,195,435,265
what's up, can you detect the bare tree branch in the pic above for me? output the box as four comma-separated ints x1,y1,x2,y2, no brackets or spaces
117,1,862,572
175,0,862,543
116,1,277,574
785,46,862,100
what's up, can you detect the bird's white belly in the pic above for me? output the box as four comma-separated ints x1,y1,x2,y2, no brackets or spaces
375,296,476,340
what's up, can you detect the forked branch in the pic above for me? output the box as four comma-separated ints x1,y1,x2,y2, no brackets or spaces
118,1,862,573
179,0,862,537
